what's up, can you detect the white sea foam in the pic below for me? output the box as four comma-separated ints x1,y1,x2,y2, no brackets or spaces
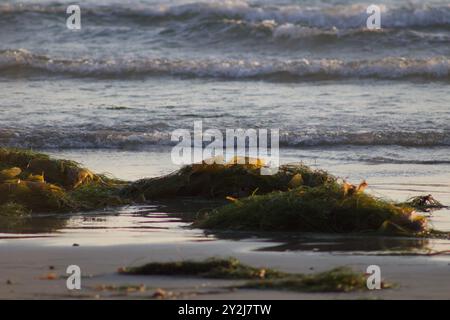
1,1,449,29
2,128,450,149
1,49,449,80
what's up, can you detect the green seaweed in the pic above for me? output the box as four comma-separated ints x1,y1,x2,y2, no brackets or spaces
399,194,447,212
0,167,22,181
119,258,372,293
0,149,444,240
121,160,335,201
0,147,99,189
69,181,128,210
0,180,74,212
242,267,370,293
0,202,31,230
0,148,129,213
0,202,30,217
119,257,284,279
195,183,427,235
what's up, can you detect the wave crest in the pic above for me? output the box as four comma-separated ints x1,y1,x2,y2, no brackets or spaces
1,1,450,29
1,49,449,81
2,128,450,149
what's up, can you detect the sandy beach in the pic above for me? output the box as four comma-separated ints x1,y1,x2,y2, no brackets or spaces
2,233,450,299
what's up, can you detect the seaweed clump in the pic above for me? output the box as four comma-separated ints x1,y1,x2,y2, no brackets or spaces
242,267,371,293
0,148,95,189
0,202,30,217
119,257,371,293
119,257,283,279
121,158,334,201
0,202,31,230
0,148,128,214
195,183,427,235
401,195,447,212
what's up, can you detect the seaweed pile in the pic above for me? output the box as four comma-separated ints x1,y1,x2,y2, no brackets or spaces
119,257,373,293
401,195,448,212
121,159,334,200
0,148,445,237
195,183,427,235
0,148,127,214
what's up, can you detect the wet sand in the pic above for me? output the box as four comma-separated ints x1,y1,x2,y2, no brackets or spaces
1,235,450,299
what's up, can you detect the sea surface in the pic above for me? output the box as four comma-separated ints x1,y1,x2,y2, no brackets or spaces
1,0,450,239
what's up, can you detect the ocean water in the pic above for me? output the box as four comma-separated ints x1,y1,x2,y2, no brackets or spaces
1,0,450,197
1,0,450,148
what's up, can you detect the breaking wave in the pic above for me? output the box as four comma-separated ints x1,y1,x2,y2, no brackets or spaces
1,49,449,81
2,128,450,149
1,1,450,29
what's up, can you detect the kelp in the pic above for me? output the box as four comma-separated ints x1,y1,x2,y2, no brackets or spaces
195,183,427,235
119,257,371,293
69,180,128,210
0,148,128,213
119,257,284,279
0,180,73,212
0,147,99,189
0,167,22,180
400,194,447,212
0,149,443,239
0,202,31,230
241,267,373,293
0,202,30,217
121,158,335,201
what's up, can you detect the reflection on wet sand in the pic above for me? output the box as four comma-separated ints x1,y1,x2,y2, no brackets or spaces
1,202,449,256
0,214,69,235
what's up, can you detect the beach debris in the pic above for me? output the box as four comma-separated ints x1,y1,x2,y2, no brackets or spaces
0,148,128,214
95,284,146,293
403,194,447,212
152,288,170,299
342,180,368,196
6,279,12,285
288,173,303,188
196,183,428,235
118,257,283,280
0,148,447,239
120,258,375,293
121,158,335,200
72,243,80,247
40,272,58,280
0,148,99,189
27,158,95,190
242,267,381,293
0,167,21,181
225,196,238,202
0,180,72,212
0,202,30,217
26,173,45,183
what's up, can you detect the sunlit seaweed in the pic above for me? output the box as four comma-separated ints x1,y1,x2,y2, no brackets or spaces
0,148,128,213
0,149,445,239
195,183,427,235
121,159,335,201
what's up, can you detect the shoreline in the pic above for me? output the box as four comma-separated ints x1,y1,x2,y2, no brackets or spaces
2,237,450,299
